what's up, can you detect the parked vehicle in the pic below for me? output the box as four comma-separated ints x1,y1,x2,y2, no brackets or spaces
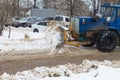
44,17,54,21
12,17,20,22
13,17,37,28
35,17,54,22
54,15,70,28
32,21,47,33
63,3,120,52
32,17,54,32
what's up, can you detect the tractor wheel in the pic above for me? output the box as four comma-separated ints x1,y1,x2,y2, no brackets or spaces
96,31,117,52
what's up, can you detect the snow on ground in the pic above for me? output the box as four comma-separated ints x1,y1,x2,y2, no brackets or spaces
0,26,63,53
1,60,120,80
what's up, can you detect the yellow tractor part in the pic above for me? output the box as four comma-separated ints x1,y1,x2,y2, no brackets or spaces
63,22,90,47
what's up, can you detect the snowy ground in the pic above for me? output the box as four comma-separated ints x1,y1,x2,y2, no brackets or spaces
1,26,120,80
0,26,62,53
1,60,120,80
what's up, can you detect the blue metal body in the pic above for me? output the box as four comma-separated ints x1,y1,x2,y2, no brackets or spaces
79,17,105,33
78,4,120,35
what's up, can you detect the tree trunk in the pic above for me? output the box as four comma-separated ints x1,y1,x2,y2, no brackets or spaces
33,0,37,8
17,0,20,17
97,0,101,14
70,0,73,17
8,26,11,38
0,25,3,36
93,0,96,16
0,16,4,36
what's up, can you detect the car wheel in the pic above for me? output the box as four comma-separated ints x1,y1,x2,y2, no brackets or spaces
15,25,19,28
23,23,27,28
33,28,39,33
29,25,32,28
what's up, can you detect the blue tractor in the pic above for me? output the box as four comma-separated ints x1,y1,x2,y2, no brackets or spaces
64,3,120,52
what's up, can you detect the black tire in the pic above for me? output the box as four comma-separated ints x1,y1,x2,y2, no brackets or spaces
96,31,117,52
14,25,19,28
29,25,32,28
23,23,27,28
33,28,39,33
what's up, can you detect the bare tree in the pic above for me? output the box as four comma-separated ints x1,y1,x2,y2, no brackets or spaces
69,0,74,17
0,0,21,35
43,0,90,16
0,0,9,35
67,0,90,16
17,0,20,17
92,0,102,15
33,0,37,8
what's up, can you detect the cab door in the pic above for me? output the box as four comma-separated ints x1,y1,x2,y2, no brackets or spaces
116,8,120,30
108,8,117,28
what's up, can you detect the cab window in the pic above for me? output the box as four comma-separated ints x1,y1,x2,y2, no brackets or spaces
118,9,120,17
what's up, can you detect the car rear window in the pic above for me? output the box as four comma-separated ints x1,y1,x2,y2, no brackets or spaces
38,22,47,26
55,16,63,21
44,17,54,21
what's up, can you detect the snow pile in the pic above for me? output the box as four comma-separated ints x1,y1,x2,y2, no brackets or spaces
1,60,120,80
0,26,63,53
43,26,63,52
1,66,71,80
65,60,112,73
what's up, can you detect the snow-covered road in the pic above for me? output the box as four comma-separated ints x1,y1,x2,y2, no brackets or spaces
1,60,120,80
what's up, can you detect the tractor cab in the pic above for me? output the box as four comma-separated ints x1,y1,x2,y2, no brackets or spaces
100,4,120,30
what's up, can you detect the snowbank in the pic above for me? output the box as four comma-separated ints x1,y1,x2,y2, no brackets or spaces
0,26,63,53
1,60,120,80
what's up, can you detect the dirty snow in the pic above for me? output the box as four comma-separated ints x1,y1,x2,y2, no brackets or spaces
0,26,63,53
1,60,120,80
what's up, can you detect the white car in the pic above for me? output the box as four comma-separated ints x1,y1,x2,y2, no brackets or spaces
32,21,47,33
13,17,37,28
54,15,70,28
